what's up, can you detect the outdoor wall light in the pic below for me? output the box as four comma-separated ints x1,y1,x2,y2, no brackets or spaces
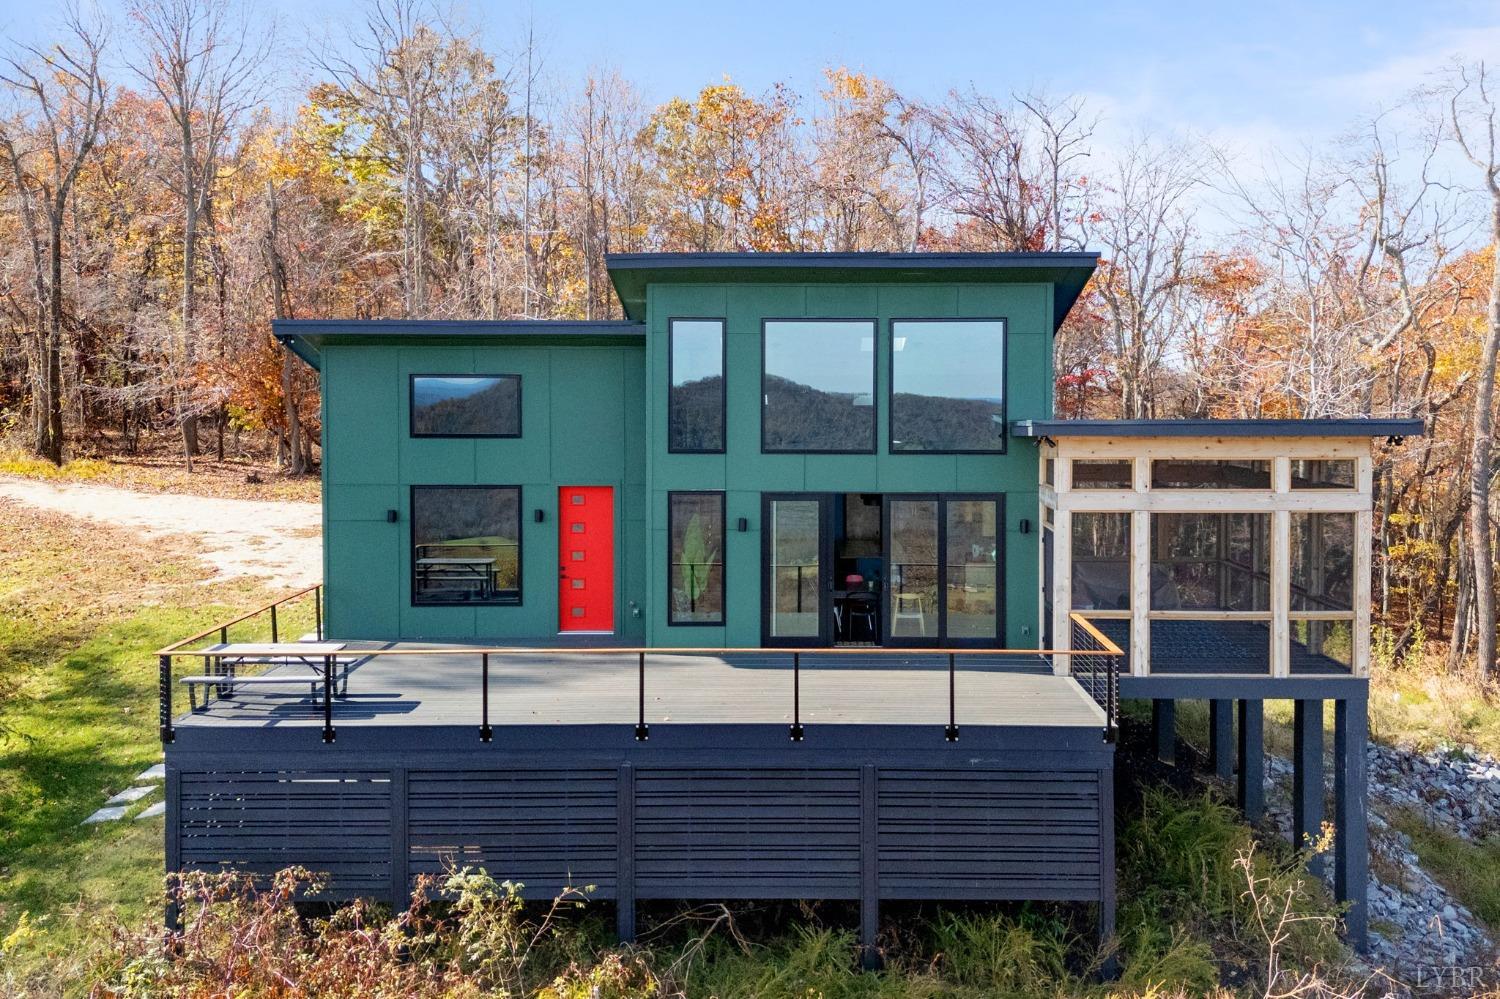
737,517,749,533
1018,518,1031,534
534,509,546,523
386,509,398,523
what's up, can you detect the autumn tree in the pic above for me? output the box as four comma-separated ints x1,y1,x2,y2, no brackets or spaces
128,0,269,465
0,6,108,463
1447,61,1500,676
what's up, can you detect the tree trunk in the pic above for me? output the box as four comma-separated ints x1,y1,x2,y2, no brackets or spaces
1469,197,1500,677
37,216,66,463
265,180,304,476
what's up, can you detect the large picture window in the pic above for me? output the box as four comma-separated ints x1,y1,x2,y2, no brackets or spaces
890,319,1006,452
668,319,725,452
669,492,725,625
411,375,521,437
762,319,876,452
411,486,521,605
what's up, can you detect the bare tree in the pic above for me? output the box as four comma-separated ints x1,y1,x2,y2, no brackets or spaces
0,6,108,463
1086,134,1203,417
1448,61,1500,677
1017,89,1097,252
129,0,269,466
931,88,1094,252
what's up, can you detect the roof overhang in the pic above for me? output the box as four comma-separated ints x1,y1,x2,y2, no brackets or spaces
273,319,647,371
1011,418,1426,441
604,251,1100,330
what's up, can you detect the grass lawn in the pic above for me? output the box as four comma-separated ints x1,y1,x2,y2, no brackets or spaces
0,499,298,993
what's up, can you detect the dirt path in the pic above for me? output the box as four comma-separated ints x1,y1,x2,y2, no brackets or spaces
0,476,321,585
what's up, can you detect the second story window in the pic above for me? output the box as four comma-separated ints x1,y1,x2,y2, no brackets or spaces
890,319,1006,453
762,319,876,453
668,319,725,452
411,375,521,437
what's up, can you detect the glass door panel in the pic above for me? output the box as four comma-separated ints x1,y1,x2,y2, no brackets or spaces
766,497,825,642
945,499,999,640
888,499,940,641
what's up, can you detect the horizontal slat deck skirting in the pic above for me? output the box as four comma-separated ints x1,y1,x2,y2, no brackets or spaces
167,725,1114,912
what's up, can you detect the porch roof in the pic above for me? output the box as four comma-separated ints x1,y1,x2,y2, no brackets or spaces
1011,418,1425,440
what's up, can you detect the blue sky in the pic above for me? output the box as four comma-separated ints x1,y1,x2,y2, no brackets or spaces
1,0,1495,163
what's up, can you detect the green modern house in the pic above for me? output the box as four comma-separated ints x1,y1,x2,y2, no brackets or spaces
156,252,1419,964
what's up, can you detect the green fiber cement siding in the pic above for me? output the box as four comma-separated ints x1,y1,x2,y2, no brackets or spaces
321,341,647,641
645,281,1045,648
317,279,1049,645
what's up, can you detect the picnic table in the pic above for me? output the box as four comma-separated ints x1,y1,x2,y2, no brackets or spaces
415,556,496,599
182,642,357,709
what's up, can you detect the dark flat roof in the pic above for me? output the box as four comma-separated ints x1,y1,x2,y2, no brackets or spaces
604,251,1099,328
273,319,645,369
1011,418,1425,439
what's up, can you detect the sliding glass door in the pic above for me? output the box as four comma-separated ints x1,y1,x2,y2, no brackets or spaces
884,494,1003,647
762,494,829,645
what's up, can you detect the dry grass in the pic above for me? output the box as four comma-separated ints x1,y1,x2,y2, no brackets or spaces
0,447,319,503
1369,649,1500,757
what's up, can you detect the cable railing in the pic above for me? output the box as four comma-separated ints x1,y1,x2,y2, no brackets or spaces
156,589,1122,746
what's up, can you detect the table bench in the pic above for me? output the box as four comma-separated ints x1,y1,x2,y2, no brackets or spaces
181,643,361,709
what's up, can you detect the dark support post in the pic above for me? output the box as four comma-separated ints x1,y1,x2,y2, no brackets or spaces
1335,694,1369,951
1237,699,1264,822
164,765,181,934
322,654,335,743
479,653,492,742
270,603,278,643
859,764,881,970
1097,765,1118,979
158,654,175,744
790,654,804,741
1293,700,1324,869
314,585,323,641
635,653,648,740
1152,699,1175,764
617,763,636,943
390,767,409,910
945,653,959,741
1209,699,1234,780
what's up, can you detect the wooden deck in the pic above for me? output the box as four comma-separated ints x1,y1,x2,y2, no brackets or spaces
172,645,1108,731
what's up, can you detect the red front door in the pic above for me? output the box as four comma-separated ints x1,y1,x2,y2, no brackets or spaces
558,486,615,632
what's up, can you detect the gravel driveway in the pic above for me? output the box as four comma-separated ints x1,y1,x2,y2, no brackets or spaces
0,476,321,585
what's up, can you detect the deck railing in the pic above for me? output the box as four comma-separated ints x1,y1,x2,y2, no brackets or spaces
156,589,1123,746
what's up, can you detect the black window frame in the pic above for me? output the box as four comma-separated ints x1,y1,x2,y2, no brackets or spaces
760,317,879,455
409,483,524,607
881,492,1006,648
667,490,726,626
887,317,1008,456
409,373,523,439
667,317,727,454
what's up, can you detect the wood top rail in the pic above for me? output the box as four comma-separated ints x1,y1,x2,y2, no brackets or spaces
155,585,1124,660
157,583,321,655
1070,613,1126,655
159,612,1124,659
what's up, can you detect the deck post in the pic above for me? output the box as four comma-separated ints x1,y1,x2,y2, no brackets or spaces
1152,699,1175,764
1293,700,1324,873
617,763,636,944
390,767,409,911
164,764,181,934
1236,699,1264,822
1097,764,1118,979
859,764,880,970
1209,699,1233,780
1334,693,1369,951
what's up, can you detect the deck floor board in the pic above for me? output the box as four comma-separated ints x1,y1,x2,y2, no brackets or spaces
173,646,1108,730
